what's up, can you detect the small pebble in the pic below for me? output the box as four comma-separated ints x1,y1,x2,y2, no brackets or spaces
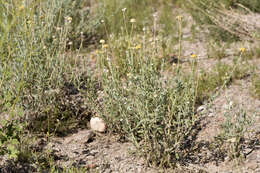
208,113,214,117
197,105,206,113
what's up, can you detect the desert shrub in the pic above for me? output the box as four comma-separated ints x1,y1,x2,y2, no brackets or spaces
37,0,102,48
96,0,184,39
97,0,158,34
196,58,252,103
235,0,260,13
50,0,102,48
197,63,232,102
185,0,260,41
217,107,252,160
251,74,260,99
94,19,199,167
97,54,198,167
0,0,97,160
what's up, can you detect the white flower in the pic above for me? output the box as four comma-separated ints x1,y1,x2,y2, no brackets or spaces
130,18,136,23
99,39,105,44
176,15,182,21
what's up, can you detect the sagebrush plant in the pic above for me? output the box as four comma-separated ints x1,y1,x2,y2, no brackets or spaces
94,11,201,168
217,103,252,160
94,7,257,167
0,0,93,166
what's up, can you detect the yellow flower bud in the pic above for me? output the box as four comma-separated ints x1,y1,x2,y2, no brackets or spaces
135,44,141,50
191,54,197,58
239,47,246,53
176,15,182,21
19,5,25,11
102,44,108,49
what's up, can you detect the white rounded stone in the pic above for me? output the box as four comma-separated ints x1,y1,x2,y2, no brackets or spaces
90,117,106,132
197,105,206,113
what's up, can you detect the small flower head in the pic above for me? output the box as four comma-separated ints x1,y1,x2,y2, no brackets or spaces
65,16,72,23
191,54,197,58
99,39,105,44
56,27,62,31
19,5,25,11
122,8,127,12
239,47,246,53
176,15,182,21
102,44,108,49
153,12,158,20
135,44,141,50
130,18,136,23
27,20,32,25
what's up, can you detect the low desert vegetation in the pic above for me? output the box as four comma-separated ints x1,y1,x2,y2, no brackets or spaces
0,0,259,172
186,0,260,42
251,74,260,99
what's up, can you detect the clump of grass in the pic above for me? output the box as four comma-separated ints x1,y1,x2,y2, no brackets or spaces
197,63,232,102
206,40,229,59
0,0,97,166
217,105,252,160
96,0,182,42
251,44,260,59
196,62,248,103
250,74,260,99
196,49,253,103
185,0,260,41
43,0,101,48
97,0,155,34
